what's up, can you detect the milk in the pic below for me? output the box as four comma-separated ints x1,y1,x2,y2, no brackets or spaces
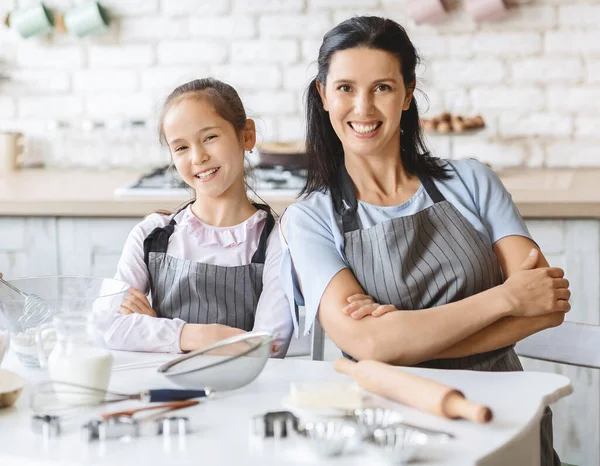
48,346,113,404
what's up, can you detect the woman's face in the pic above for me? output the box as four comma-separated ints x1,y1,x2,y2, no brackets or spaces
163,96,255,199
318,47,414,160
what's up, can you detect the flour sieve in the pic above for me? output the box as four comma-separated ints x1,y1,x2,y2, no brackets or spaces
157,332,273,391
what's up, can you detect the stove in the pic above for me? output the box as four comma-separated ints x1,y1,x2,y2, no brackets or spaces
114,165,307,200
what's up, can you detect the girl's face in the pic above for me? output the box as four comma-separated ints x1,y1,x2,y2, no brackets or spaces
163,97,255,199
317,47,414,160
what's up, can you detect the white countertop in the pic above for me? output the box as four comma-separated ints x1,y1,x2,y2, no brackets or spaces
1,168,600,217
0,349,572,466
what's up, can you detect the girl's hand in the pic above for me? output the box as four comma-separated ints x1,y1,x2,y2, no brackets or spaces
501,249,571,318
342,293,398,320
119,287,157,317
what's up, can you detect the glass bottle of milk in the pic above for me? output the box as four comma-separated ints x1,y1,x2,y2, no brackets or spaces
36,312,113,403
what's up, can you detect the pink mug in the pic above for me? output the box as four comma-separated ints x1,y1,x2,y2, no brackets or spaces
407,0,447,25
466,0,509,22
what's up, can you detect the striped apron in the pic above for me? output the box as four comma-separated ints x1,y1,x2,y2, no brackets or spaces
331,165,559,466
142,203,275,331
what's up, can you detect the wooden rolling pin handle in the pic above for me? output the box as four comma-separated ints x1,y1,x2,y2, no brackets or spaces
442,390,493,423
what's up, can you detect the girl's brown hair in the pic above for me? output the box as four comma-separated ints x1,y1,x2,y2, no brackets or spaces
159,77,248,145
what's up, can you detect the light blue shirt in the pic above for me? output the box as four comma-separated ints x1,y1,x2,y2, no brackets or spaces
279,158,532,337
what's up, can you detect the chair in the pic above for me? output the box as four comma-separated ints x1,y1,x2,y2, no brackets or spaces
515,321,600,370
515,321,600,466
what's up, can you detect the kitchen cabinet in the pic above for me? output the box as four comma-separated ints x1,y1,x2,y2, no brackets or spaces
0,217,58,277
57,218,140,277
0,215,598,464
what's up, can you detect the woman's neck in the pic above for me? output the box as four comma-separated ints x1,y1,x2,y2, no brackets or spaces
191,183,257,227
344,141,420,207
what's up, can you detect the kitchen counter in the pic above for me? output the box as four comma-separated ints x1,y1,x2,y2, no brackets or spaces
1,168,600,217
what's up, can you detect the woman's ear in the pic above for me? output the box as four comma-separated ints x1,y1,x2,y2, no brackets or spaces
403,80,416,111
316,80,329,112
242,119,257,151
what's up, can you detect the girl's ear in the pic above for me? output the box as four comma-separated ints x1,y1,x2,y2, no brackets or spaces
403,80,416,111
316,80,329,112
242,119,257,151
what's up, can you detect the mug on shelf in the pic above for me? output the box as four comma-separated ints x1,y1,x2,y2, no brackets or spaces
466,0,509,22
407,0,448,25
63,1,110,37
7,2,54,39
0,132,25,172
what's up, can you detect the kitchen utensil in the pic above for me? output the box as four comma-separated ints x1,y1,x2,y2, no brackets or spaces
63,1,110,37
0,369,28,408
0,276,129,367
334,358,493,424
101,400,199,420
370,424,427,464
251,411,300,438
350,408,454,441
299,419,358,458
155,416,189,436
7,3,54,38
157,331,273,391
30,380,211,416
32,414,61,437
81,401,198,442
0,132,25,172
0,277,48,331
257,141,307,169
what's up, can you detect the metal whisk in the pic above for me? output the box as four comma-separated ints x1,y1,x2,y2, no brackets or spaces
30,380,212,416
0,277,50,331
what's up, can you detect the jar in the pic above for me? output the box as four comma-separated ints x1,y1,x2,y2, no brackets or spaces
36,312,113,403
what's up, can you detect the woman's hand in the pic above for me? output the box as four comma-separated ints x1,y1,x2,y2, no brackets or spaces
119,287,157,317
501,249,571,317
342,293,398,319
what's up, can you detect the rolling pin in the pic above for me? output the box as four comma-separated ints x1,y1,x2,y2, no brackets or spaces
334,358,493,423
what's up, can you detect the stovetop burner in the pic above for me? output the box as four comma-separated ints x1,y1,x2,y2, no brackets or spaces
115,165,307,198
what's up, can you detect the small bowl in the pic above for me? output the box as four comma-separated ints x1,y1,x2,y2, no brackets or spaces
0,369,28,408
371,425,431,464
300,419,357,458
158,332,273,391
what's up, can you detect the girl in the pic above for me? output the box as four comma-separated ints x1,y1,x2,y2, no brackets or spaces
105,78,293,357
280,17,568,464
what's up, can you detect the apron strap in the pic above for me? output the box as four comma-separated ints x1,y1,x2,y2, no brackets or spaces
143,200,194,266
250,204,276,264
419,175,445,204
331,164,361,233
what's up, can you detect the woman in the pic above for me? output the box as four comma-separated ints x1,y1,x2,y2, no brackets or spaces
280,16,568,465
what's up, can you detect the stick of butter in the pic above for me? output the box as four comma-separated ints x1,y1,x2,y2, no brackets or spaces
289,381,363,410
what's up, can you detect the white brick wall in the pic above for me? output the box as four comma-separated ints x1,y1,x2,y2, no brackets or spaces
0,0,598,169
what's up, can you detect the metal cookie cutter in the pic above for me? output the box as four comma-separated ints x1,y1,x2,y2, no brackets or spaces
32,414,61,437
82,415,140,442
155,416,190,436
251,411,299,438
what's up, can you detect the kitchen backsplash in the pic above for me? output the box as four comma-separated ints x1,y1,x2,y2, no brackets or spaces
0,0,598,169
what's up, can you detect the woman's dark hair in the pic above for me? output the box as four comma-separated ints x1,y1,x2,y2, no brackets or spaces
159,77,247,145
303,16,449,195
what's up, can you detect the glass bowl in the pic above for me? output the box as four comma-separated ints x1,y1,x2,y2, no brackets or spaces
0,276,129,367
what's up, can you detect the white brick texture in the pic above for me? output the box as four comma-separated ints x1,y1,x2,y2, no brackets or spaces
157,41,227,65
189,17,256,39
161,0,230,16
0,97,15,118
72,70,138,93
2,0,600,171
511,58,584,84
89,46,154,68
230,40,298,65
258,15,332,38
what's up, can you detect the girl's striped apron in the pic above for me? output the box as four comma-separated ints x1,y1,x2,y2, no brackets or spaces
143,203,274,332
